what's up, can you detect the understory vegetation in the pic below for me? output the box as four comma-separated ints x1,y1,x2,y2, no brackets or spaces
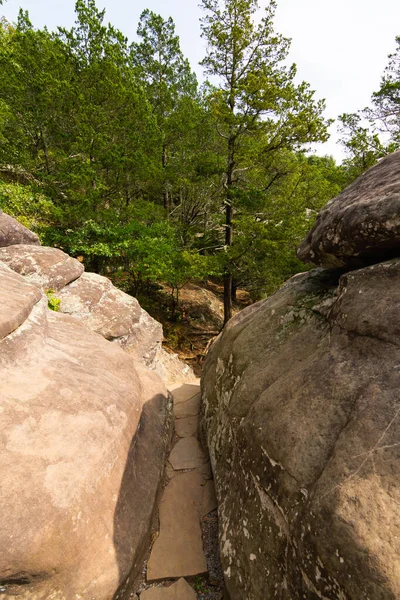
0,0,399,325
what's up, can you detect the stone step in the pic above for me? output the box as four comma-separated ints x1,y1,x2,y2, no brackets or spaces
141,578,196,599
169,437,207,470
146,382,213,586
147,472,207,581
174,393,201,419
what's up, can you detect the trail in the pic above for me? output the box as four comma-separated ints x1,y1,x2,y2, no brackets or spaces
138,382,226,600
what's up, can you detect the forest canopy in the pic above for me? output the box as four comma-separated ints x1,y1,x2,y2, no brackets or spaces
1,0,397,323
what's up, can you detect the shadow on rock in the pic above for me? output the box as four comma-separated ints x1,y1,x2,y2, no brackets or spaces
112,392,173,600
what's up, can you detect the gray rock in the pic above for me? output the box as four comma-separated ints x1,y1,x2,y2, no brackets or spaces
201,262,400,600
0,211,40,247
298,150,400,268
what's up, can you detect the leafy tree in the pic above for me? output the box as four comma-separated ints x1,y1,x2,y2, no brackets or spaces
200,0,330,323
339,35,400,178
220,150,345,299
132,10,198,211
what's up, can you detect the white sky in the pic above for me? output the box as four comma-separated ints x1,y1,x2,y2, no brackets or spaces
2,0,400,161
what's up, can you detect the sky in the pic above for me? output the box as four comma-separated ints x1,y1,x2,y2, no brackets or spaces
2,0,400,161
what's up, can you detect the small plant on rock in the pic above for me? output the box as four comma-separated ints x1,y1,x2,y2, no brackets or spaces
45,289,61,312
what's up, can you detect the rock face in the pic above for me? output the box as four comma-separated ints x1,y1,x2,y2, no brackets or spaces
0,263,172,599
202,154,400,599
59,271,163,366
298,150,400,268
0,214,195,382
0,210,40,247
0,244,84,290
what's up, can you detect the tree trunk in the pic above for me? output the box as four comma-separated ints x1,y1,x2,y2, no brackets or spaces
162,143,170,213
224,272,233,324
231,280,238,302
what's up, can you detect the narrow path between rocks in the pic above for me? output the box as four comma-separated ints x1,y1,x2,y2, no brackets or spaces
135,382,225,600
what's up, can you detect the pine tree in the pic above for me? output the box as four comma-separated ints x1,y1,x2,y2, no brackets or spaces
200,0,329,323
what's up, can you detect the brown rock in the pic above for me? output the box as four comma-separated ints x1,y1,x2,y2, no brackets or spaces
166,461,177,480
175,415,199,438
0,267,172,600
140,578,197,600
201,263,400,599
202,480,218,518
169,437,206,471
0,211,40,247
0,244,83,290
147,472,207,581
298,150,400,268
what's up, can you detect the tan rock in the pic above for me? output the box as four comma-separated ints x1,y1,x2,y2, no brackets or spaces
59,271,162,365
140,578,196,600
174,394,201,419
169,437,206,471
155,350,198,386
0,244,83,290
147,472,207,581
0,267,172,600
175,415,199,438
0,211,40,247
172,383,201,405
0,262,41,340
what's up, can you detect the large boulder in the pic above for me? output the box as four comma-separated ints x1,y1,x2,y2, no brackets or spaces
59,271,163,366
201,261,400,599
298,151,400,268
0,232,195,382
0,244,84,290
0,264,172,600
0,211,40,247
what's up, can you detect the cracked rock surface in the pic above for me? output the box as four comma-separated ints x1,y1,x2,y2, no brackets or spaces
201,261,400,599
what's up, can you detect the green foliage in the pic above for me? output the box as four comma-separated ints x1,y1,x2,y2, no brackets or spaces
0,179,60,237
45,289,61,311
339,34,400,177
200,0,331,320
0,0,347,319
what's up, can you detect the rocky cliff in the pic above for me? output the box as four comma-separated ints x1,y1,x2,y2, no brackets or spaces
0,212,193,599
201,151,400,599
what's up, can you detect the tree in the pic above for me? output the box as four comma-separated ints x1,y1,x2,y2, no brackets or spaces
132,10,198,211
339,35,400,179
200,0,329,323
